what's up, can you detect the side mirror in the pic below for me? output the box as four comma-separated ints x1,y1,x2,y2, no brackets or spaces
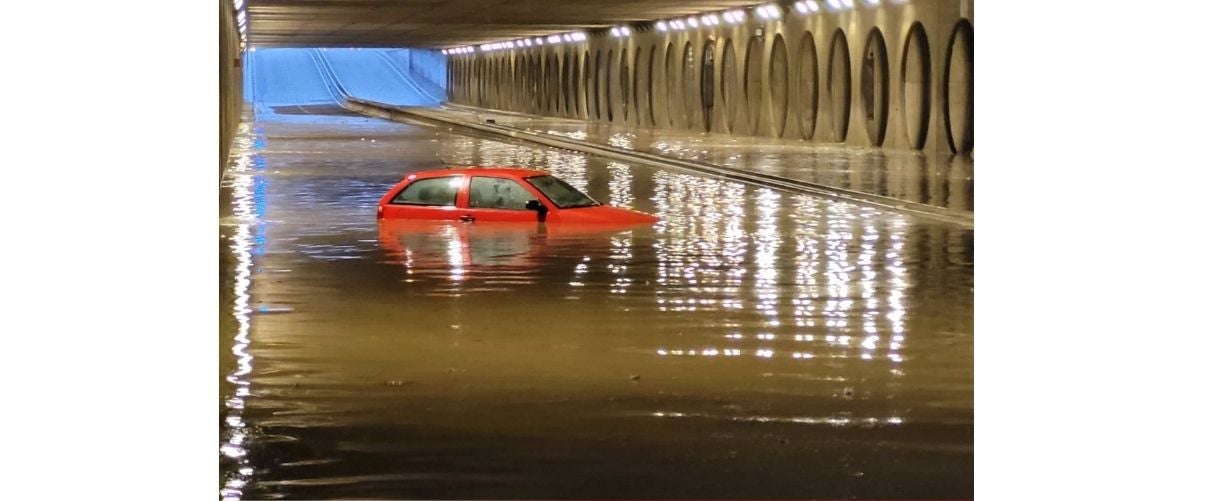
525,200,546,211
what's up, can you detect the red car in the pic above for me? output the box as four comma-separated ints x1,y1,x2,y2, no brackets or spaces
377,167,658,225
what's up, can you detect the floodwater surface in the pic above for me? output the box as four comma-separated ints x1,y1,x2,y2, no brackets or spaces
219,110,973,499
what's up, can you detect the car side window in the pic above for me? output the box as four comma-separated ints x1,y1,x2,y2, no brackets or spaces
391,176,461,206
468,176,536,210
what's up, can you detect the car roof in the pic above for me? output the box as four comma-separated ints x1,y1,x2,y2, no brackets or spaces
409,166,549,179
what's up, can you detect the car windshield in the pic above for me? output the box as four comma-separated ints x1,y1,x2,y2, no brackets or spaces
526,175,599,209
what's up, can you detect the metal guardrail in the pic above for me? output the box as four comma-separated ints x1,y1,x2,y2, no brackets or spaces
307,49,352,106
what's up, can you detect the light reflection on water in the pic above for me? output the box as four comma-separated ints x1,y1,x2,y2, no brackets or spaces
520,124,974,212
219,112,973,499
219,122,261,501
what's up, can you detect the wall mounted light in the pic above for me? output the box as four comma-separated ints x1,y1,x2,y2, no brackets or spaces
756,4,782,20
794,0,821,14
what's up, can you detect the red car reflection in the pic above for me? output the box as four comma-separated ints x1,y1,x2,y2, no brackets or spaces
377,219,642,275
377,167,658,225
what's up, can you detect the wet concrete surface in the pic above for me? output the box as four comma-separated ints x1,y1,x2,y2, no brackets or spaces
220,108,973,499
429,105,973,214
270,104,361,117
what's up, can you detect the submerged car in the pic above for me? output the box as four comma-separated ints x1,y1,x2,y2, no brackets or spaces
377,167,658,225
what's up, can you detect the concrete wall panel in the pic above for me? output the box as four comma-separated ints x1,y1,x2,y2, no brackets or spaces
409,49,446,88
769,34,789,138
701,40,717,132
828,29,851,142
446,1,973,155
634,47,645,126
797,31,819,140
219,0,244,176
744,37,764,135
665,42,679,128
861,27,889,146
647,45,660,127
720,40,737,134
944,19,973,153
901,21,931,150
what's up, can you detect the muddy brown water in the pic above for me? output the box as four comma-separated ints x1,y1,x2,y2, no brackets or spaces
220,111,973,499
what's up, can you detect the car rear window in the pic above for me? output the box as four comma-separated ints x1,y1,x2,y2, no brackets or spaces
391,176,461,206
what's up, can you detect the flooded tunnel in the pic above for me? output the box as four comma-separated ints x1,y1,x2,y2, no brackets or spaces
219,1,974,499
19,1,1205,500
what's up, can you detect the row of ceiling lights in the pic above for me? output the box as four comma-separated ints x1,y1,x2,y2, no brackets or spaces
445,31,589,55
654,0,902,32
233,0,248,48
443,0,905,56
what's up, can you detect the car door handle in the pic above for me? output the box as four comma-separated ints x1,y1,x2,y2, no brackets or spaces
459,215,475,222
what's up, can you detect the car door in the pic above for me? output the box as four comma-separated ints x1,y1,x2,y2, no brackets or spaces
461,175,542,223
379,175,464,220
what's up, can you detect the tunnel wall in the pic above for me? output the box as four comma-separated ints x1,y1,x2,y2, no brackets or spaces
384,49,448,87
409,49,448,88
387,49,412,71
219,0,244,176
447,1,972,156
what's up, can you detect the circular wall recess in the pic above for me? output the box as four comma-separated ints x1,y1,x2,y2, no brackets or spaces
769,34,789,138
944,19,973,153
682,42,696,129
665,42,678,127
861,27,889,146
701,40,717,132
721,40,737,133
828,29,852,142
745,36,764,135
901,22,931,150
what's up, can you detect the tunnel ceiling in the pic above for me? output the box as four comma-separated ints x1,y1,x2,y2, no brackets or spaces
246,0,759,48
